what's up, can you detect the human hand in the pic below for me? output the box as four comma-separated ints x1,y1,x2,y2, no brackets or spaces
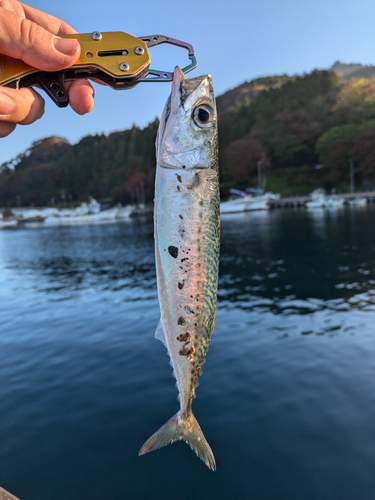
0,0,95,138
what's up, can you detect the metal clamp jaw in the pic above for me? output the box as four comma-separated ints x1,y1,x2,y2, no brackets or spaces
0,31,197,107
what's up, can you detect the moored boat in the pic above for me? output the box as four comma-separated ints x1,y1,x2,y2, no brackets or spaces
44,198,119,225
115,204,136,219
0,218,18,228
17,208,45,222
0,211,18,228
349,197,367,206
305,188,326,208
325,197,346,208
220,188,273,214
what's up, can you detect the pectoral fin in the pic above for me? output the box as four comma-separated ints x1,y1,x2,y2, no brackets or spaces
154,319,167,347
190,169,218,200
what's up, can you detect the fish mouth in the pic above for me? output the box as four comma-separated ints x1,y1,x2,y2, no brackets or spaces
171,66,186,114
156,67,185,153
156,66,185,151
171,68,213,113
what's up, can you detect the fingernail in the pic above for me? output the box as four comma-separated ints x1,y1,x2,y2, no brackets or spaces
0,93,16,115
53,37,80,56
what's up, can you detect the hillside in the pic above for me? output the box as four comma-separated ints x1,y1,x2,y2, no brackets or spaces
0,122,159,207
215,62,375,118
1,62,375,206
216,75,291,117
331,61,375,80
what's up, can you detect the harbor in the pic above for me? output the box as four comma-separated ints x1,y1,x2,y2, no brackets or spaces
2,189,375,229
269,190,375,208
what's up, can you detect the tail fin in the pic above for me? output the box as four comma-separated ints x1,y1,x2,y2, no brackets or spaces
139,411,216,471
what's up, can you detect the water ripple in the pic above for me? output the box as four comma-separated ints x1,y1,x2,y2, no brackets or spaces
1,210,375,499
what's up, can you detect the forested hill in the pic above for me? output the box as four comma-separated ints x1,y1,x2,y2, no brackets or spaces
0,122,159,207
331,61,375,80
215,62,375,115
215,75,291,116
2,62,375,207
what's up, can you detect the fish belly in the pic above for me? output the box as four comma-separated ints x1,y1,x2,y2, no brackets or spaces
154,166,220,410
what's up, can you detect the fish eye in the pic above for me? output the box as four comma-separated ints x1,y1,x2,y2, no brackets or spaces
192,105,215,128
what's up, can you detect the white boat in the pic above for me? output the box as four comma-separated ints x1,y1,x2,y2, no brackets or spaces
45,208,119,225
349,197,367,206
116,205,136,219
220,188,272,214
305,188,326,208
40,207,60,218
306,198,325,208
59,208,75,217
17,208,45,221
0,218,18,228
44,198,119,225
325,197,346,208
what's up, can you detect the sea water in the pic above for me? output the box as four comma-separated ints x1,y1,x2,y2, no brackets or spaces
0,206,375,499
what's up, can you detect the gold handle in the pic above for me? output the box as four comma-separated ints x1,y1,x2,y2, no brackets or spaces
0,31,150,87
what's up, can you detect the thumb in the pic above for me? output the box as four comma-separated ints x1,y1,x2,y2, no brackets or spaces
0,10,80,71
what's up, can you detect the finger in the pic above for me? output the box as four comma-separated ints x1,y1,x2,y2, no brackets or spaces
66,79,95,115
0,0,25,17
0,87,45,124
0,8,80,70
0,122,16,138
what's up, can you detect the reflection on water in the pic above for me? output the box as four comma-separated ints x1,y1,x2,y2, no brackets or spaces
2,207,374,314
0,221,157,301
0,207,375,499
220,207,375,313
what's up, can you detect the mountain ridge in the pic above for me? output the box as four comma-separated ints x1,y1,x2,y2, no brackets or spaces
330,61,375,80
216,62,375,117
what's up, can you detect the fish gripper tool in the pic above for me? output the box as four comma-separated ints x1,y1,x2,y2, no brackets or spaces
0,32,197,107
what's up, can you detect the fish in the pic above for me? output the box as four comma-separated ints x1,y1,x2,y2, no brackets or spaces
139,67,220,471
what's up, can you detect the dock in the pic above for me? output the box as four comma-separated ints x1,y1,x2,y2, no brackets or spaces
0,487,20,500
269,190,375,208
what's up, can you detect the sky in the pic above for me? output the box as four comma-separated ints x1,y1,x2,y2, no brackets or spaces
2,0,375,164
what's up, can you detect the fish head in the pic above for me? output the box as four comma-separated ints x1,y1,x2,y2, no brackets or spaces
156,67,218,171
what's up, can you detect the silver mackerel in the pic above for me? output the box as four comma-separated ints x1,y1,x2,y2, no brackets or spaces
139,67,220,470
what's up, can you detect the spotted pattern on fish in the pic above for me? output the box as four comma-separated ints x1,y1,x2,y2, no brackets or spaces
168,246,178,258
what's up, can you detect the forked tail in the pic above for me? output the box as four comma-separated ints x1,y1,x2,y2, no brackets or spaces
139,410,216,471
